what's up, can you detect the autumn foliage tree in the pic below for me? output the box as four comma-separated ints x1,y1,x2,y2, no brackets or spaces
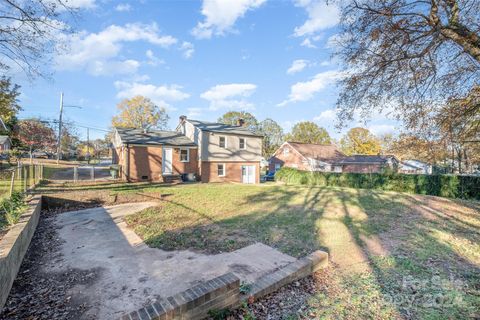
334,0,480,131
340,127,381,155
218,111,259,131
285,121,331,144
112,96,169,130
17,119,56,162
257,118,284,157
0,0,77,78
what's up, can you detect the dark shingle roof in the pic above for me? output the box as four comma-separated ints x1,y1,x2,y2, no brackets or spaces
0,136,10,144
333,155,397,165
287,142,345,161
187,119,262,137
115,128,196,147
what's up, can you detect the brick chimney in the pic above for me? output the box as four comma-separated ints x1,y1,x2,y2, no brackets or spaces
237,118,245,127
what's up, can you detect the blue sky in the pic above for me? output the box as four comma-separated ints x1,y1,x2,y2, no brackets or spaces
13,0,397,140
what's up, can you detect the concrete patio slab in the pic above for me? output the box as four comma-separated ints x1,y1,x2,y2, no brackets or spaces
49,202,296,319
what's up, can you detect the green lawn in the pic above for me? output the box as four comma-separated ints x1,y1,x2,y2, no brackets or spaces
38,182,480,319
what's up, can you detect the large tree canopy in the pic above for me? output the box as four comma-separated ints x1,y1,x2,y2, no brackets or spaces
0,0,75,78
334,0,480,129
0,77,21,131
285,121,331,144
217,111,259,131
112,96,169,130
340,127,381,155
17,119,56,161
257,118,284,158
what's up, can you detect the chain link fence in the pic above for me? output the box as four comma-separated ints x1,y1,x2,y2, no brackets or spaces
42,164,112,182
0,163,44,200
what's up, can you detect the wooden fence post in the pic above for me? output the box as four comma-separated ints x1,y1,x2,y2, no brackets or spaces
23,165,27,192
9,170,15,197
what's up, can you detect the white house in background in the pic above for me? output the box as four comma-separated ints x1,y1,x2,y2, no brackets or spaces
399,160,433,174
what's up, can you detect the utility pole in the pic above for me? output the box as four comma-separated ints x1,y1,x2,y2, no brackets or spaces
56,92,64,164
87,127,90,164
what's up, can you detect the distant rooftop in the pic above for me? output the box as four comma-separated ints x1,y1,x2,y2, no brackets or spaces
334,154,397,165
115,128,196,147
187,119,263,137
286,142,345,161
0,136,10,144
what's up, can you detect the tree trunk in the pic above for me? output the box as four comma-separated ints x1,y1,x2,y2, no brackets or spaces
440,27,480,63
29,146,33,165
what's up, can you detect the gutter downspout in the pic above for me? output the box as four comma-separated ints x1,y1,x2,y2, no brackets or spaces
126,144,130,182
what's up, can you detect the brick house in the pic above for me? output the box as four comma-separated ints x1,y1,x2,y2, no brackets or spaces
176,117,263,184
112,117,263,184
269,142,398,174
112,128,198,182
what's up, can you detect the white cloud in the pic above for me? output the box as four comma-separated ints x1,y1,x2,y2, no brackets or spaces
287,59,309,75
200,83,257,110
192,0,266,39
187,107,204,118
115,3,131,12
180,41,194,59
56,23,177,76
313,108,336,121
368,124,396,136
89,59,140,76
294,0,340,37
300,38,316,48
114,81,190,110
145,49,164,66
55,0,96,10
278,70,342,106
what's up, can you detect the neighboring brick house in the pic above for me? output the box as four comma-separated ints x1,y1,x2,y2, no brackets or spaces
269,142,345,172
176,117,263,184
112,128,199,182
334,155,399,173
112,117,263,184
269,142,398,173
0,136,11,152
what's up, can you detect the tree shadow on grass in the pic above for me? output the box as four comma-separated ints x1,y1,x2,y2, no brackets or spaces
342,189,480,319
125,184,479,318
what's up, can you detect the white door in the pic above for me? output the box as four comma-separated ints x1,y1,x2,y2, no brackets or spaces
163,148,173,174
242,165,256,184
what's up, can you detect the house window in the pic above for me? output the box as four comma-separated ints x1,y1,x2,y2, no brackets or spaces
180,148,189,162
274,163,281,171
239,138,246,149
219,136,226,148
217,163,226,177
283,147,289,156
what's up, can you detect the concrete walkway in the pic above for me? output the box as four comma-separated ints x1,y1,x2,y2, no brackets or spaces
50,203,296,319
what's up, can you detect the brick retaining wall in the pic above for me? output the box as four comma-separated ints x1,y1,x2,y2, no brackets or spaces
120,250,328,320
0,195,42,310
121,273,240,320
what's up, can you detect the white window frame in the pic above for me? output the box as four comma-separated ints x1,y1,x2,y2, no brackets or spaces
217,163,226,177
239,137,246,150
179,148,189,162
283,147,290,156
219,136,227,148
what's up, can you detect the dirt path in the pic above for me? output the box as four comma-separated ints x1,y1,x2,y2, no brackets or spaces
1,203,297,320
0,210,99,320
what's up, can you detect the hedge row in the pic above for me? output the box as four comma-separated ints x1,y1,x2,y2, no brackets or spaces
274,167,480,200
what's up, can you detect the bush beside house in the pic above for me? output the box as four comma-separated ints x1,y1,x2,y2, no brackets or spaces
275,167,480,200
